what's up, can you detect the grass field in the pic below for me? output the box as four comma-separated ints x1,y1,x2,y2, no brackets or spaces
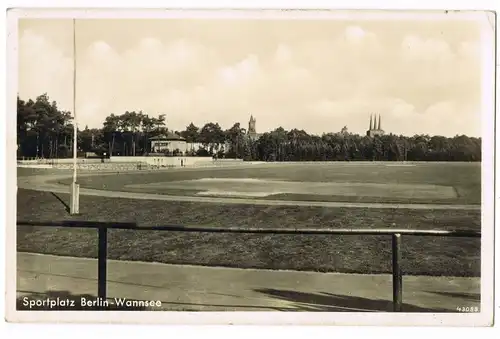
17,185,481,277
55,162,481,205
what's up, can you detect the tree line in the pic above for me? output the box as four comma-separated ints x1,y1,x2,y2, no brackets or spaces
17,94,481,162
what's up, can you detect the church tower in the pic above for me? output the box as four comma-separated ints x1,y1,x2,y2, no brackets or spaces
247,115,260,141
366,114,385,137
248,115,256,134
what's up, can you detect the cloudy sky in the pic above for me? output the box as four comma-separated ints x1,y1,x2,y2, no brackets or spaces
18,14,487,137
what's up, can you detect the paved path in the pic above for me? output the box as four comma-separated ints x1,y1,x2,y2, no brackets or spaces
18,171,480,210
17,252,480,312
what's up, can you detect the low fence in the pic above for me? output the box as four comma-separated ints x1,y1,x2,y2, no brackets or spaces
17,158,105,165
18,156,246,170
109,156,243,167
16,220,481,312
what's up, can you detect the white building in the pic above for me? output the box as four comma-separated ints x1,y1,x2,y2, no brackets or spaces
150,132,188,154
150,133,232,155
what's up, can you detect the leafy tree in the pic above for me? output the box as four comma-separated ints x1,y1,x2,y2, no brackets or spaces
17,93,74,158
224,122,247,158
103,114,120,156
16,94,482,162
199,122,225,154
141,114,155,154
181,123,200,143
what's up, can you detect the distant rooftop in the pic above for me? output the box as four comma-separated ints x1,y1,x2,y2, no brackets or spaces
149,132,186,141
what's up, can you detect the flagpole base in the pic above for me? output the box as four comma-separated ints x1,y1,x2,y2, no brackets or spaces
70,182,80,215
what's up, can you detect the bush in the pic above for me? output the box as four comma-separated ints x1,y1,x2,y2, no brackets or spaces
196,148,210,157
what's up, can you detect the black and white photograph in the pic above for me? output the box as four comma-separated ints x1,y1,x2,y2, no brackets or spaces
5,7,495,326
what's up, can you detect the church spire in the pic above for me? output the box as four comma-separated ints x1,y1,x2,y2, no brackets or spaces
378,114,381,130
369,114,373,130
248,114,256,133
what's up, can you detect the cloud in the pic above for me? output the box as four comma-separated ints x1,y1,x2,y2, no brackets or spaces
401,35,455,62
18,21,483,137
345,26,367,41
216,54,260,86
273,44,293,64
18,30,73,112
458,41,480,59
343,25,379,48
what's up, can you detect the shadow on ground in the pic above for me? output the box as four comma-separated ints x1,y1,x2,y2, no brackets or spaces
424,291,480,302
50,192,70,214
255,288,451,312
16,290,148,311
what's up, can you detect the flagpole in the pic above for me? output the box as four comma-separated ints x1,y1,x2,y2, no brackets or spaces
70,18,80,214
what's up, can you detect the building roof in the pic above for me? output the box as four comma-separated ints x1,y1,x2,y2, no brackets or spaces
149,132,186,141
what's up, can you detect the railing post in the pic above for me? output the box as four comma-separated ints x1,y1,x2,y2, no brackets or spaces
392,233,403,312
98,226,108,301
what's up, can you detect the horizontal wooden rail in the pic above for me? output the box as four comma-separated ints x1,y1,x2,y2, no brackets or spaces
17,220,481,237
17,220,481,312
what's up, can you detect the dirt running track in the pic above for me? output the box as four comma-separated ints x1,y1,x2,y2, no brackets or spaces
17,170,480,211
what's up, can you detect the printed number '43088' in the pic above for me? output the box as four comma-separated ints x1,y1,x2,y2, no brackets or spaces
456,306,479,313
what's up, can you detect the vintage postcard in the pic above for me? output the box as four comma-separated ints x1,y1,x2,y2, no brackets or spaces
5,8,495,326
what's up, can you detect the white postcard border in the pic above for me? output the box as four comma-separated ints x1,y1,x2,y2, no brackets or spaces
4,7,496,326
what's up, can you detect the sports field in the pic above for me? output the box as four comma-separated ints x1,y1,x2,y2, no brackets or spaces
17,162,481,277
56,162,481,205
